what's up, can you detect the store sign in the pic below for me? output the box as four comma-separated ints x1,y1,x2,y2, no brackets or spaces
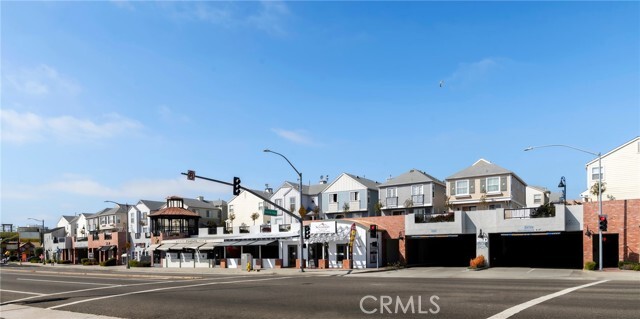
310,221,336,234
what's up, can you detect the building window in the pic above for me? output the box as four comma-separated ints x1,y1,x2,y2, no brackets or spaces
387,188,397,198
329,194,338,203
489,204,502,210
412,185,423,195
455,180,469,195
229,205,234,213
350,192,359,201
534,194,542,204
486,177,500,193
289,197,296,207
591,166,604,181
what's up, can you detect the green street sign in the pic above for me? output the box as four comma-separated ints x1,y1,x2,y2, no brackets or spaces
264,209,278,216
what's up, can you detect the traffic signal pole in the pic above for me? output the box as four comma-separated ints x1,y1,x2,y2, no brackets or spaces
182,171,305,272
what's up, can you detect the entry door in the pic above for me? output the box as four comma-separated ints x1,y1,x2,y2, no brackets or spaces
288,245,297,267
336,244,346,262
592,233,619,268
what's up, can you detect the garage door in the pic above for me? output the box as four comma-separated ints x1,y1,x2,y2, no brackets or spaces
407,234,476,266
489,231,583,269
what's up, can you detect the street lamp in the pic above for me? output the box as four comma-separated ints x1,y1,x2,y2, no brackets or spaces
104,200,130,269
558,176,566,203
263,149,305,272
27,218,45,264
524,144,603,270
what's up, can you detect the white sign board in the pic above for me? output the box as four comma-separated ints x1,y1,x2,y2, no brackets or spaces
310,221,336,234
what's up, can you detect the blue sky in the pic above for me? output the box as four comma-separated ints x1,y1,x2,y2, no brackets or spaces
1,1,638,228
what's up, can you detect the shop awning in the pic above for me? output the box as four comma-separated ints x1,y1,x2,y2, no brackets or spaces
169,243,199,250
185,242,204,250
197,242,218,250
99,245,115,252
247,240,276,246
156,244,175,251
148,244,162,251
215,241,240,247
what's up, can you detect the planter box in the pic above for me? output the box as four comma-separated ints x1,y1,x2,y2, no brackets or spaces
275,259,282,268
318,259,329,269
220,258,227,268
296,258,305,269
342,259,352,269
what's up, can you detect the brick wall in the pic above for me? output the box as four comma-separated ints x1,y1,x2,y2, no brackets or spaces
344,216,407,264
583,199,640,264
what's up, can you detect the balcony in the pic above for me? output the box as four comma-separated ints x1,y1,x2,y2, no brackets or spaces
405,211,464,236
412,195,424,205
349,200,361,211
328,203,339,212
386,197,398,207
279,224,291,232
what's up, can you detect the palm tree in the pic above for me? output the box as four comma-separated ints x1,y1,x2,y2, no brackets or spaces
250,212,260,225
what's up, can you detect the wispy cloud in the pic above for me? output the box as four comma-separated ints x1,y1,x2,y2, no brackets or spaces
158,105,190,123
5,64,81,96
111,0,135,11
0,109,143,144
271,128,313,145
2,176,229,201
444,58,505,88
166,1,291,36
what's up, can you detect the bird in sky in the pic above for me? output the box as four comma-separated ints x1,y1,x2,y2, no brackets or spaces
439,80,444,87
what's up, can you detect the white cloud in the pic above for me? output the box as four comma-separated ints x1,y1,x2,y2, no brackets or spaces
271,128,313,145
0,109,143,144
1,176,229,203
166,1,290,36
111,0,135,11
158,105,190,123
445,58,504,88
5,64,81,96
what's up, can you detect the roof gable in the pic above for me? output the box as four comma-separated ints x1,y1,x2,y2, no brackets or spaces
379,169,444,187
446,158,513,180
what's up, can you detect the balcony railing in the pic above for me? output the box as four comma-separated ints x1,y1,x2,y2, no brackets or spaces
412,195,424,205
349,200,361,211
208,227,217,235
415,212,454,223
386,197,398,207
239,226,250,233
279,224,291,232
504,207,555,219
261,225,271,233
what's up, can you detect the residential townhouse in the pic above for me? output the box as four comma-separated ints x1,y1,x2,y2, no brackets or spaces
269,180,330,224
526,186,551,207
128,200,164,262
445,159,527,211
378,169,447,217
581,136,640,201
87,206,127,264
70,213,92,263
181,196,228,228
227,189,273,231
322,173,381,219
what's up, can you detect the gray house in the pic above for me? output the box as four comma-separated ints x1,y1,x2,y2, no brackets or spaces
378,169,447,216
321,173,380,218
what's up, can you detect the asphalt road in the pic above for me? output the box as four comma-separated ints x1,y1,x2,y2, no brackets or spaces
1,268,638,319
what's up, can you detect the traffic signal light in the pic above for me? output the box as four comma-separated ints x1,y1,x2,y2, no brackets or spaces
370,224,377,238
304,225,310,239
233,177,241,195
187,170,196,181
598,215,608,231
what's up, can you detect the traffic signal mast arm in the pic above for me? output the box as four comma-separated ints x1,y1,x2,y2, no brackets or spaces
181,171,302,223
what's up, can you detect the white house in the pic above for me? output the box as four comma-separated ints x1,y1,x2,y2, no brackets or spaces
582,136,640,201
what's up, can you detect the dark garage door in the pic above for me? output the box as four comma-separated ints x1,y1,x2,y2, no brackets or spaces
407,234,476,266
489,231,583,269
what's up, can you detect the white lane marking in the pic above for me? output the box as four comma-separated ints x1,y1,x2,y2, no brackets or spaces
18,278,118,286
527,269,536,274
486,280,609,319
0,275,246,306
0,289,45,296
48,276,296,310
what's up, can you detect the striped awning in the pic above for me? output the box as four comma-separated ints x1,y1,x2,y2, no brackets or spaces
148,244,162,251
156,244,175,251
197,242,218,250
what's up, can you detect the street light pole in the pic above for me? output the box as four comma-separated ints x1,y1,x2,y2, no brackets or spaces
264,149,305,272
524,144,603,270
104,201,130,269
27,218,45,264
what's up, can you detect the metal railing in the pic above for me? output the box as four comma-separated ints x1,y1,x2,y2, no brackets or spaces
386,197,398,207
503,208,555,219
415,212,454,223
412,195,424,205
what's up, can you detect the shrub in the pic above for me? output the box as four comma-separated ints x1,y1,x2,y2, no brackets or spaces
618,261,625,269
29,257,41,263
9,256,18,262
469,255,486,269
128,260,139,267
82,258,98,266
100,258,117,267
584,261,597,270
58,260,72,264
633,265,640,271
139,261,151,267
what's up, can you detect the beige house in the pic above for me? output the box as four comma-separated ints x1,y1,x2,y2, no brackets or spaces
445,159,527,211
581,136,640,201
526,185,551,207
226,189,273,231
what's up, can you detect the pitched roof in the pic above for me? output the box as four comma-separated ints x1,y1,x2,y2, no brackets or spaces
344,173,380,189
140,200,165,211
149,207,200,217
278,181,329,195
60,215,75,223
379,169,444,187
94,206,127,217
585,136,640,166
446,159,512,180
